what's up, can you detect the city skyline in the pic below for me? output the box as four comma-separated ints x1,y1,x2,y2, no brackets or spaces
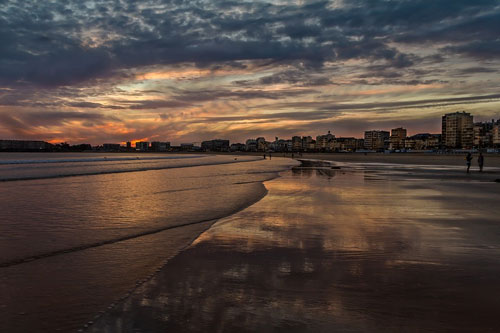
1,1,500,145
3,111,500,152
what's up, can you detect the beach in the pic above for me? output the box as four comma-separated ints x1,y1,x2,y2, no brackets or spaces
0,154,296,332
2,153,500,331
300,152,500,168
89,158,500,332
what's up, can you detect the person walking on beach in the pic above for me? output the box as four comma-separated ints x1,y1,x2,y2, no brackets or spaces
466,152,472,173
478,153,484,172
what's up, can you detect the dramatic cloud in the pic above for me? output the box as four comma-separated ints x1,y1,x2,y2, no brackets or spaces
0,0,499,143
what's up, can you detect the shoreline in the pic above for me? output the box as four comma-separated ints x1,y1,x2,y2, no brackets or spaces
1,157,298,333
88,160,500,332
299,152,500,168
297,157,500,183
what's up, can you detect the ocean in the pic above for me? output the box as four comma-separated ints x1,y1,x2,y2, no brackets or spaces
0,153,297,332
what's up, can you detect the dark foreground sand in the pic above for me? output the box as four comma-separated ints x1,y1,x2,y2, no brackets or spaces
89,161,500,332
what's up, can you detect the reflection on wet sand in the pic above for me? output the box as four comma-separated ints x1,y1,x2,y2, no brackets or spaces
91,165,500,332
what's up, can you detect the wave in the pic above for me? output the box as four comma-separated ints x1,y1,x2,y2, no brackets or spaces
0,157,260,182
0,182,269,269
0,218,218,268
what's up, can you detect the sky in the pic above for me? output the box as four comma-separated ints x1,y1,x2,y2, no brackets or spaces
1,0,500,145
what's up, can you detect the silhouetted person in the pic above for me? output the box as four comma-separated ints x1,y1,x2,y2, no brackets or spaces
263,154,266,159
478,153,484,172
269,153,272,160
466,152,472,173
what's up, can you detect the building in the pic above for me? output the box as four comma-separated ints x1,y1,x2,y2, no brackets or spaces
291,136,302,151
0,140,53,151
404,134,441,150
180,143,194,151
315,131,335,151
256,137,268,151
230,143,246,151
245,139,257,151
389,127,407,150
102,143,121,151
442,112,473,149
126,141,132,150
364,130,390,150
135,141,149,151
332,137,359,151
494,123,500,147
201,139,229,152
270,139,292,152
473,119,500,148
301,136,314,151
151,141,170,152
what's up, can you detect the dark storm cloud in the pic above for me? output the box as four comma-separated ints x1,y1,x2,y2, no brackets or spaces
455,67,498,75
256,70,333,87
265,93,500,113
171,88,317,103
66,102,106,108
8,111,116,127
0,110,118,139
2,0,497,88
124,100,193,110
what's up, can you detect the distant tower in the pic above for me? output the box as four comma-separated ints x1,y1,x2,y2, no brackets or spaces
364,130,390,150
442,112,473,149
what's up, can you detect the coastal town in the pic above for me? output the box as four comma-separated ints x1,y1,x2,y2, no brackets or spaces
1,111,500,153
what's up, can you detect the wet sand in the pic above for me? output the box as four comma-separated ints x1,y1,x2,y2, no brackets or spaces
301,152,500,168
89,162,500,332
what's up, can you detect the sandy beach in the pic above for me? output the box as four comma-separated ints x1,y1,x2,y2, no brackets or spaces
300,152,500,168
89,159,500,332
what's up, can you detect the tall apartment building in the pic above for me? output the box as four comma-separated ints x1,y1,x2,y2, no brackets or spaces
301,136,314,151
389,127,407,150
291,136,302,151
364,130,390,150
442,112,473,149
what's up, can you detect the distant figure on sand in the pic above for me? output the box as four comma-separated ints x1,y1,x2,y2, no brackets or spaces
269,153,272,160
466,152,472,173
263,154,266,159
478,153,484,172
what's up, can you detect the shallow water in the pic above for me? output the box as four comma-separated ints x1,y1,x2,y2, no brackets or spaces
0,153,258,181
0,153,297,332
91,164,500,332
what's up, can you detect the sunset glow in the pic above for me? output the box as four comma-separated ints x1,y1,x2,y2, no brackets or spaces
1,1,500,144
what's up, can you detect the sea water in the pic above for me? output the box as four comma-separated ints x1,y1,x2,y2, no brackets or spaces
0,153,296,332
